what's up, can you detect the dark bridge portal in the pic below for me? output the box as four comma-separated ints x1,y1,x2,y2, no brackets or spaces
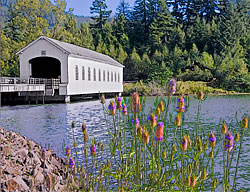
29,57,61,79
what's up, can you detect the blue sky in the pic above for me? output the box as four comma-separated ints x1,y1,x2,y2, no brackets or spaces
65,0,135,16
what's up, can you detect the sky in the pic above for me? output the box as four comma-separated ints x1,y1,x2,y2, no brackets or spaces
65,0,135,16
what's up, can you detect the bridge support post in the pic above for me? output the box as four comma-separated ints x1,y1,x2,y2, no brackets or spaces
65,95,70,103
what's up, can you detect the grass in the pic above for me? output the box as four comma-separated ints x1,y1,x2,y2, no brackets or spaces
123,80,235,96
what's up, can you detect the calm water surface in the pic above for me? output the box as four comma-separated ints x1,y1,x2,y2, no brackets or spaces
0,95,249,190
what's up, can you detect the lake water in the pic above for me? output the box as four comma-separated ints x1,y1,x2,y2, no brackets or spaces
0,94,249,190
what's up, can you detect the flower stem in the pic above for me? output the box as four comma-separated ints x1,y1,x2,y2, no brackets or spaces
232,129,245,191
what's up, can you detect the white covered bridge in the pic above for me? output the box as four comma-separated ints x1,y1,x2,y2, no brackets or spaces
0,36,124,104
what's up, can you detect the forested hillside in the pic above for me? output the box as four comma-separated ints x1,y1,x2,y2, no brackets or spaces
0,0,249,92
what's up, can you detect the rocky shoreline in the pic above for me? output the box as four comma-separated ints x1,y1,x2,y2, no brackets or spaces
0,126,67,191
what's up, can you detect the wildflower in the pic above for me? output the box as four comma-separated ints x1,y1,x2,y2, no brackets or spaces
191,176,197,187
42,148,46,160
82,123,86,133
221,122,227,135
197,90,204,101
155,122,164,141
142,129,150,144
209,150,214,158
90,144,96,156
148,113,157,127
175,113,182,126
242,116,248,129
167,78,176,94
116,97,122,110
156,106,161,116
122,104,128,116
225,132,233,151
66,145,71,157
197,137,203,152
101,143,105,151
69,157,75,168
185,175,191,186
172,144,177,152
162,150,167,159
131,118,140,128
131,92,141,113
108,101,116,116
202,168,207,180
235,132,240,143
84,132,88,142
158,100,165,112
181,136,188,152
100,94,105,104
176,97,185,113
209,131,216,148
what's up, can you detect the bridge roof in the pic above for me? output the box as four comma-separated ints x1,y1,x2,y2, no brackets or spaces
17,36,124,68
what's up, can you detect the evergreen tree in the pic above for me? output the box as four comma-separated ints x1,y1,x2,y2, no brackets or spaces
90,0,112,31
149,0,176,49
116,0,131,19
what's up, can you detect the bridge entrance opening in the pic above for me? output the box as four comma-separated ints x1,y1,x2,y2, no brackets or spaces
29,57,61,79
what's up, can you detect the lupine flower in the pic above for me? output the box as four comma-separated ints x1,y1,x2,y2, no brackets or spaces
221,122,227,134
176,97,185,113
66,145,71,157
131,92,141,113
108,101,116,116
175,113,182,126
42,148,46,160
69,157,75,168
242,116,248,129
209,131,216,147
197,90,204,101
158,100,165,112
116,97,122,110
122,104,128,116
82,123,86,133
100,94,105,104
155,122,164,141
181,136,188,152
131,118,140,128
142,129,150,144
90,144,96,156
148,113,157,127
225,132,233,151
167,78,176,94
209,150,214,158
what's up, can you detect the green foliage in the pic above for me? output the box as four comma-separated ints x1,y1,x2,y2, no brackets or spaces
1,0,249,92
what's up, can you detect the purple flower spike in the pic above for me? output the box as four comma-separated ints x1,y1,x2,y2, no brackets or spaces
69,157,75,168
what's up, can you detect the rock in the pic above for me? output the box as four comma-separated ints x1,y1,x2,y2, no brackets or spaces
32,152,41,165
13,176,29,191
7,179,20,191
5,166,20,175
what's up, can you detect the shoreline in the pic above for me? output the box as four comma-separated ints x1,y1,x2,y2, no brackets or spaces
0,126,67,191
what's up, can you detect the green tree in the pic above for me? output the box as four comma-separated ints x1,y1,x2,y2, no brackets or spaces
90,0,112,31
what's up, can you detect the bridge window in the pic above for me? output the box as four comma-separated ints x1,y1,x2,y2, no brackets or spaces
88,67,91,81
107,71,109,82
94,68,96,81
118,73,120,82
103,70,105,81
99,69,101,81
75,65,79,80
82,66,85,80
111,72,113,82
115,72,117,82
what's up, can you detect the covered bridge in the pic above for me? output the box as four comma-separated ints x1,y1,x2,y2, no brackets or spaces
16,36,124,102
